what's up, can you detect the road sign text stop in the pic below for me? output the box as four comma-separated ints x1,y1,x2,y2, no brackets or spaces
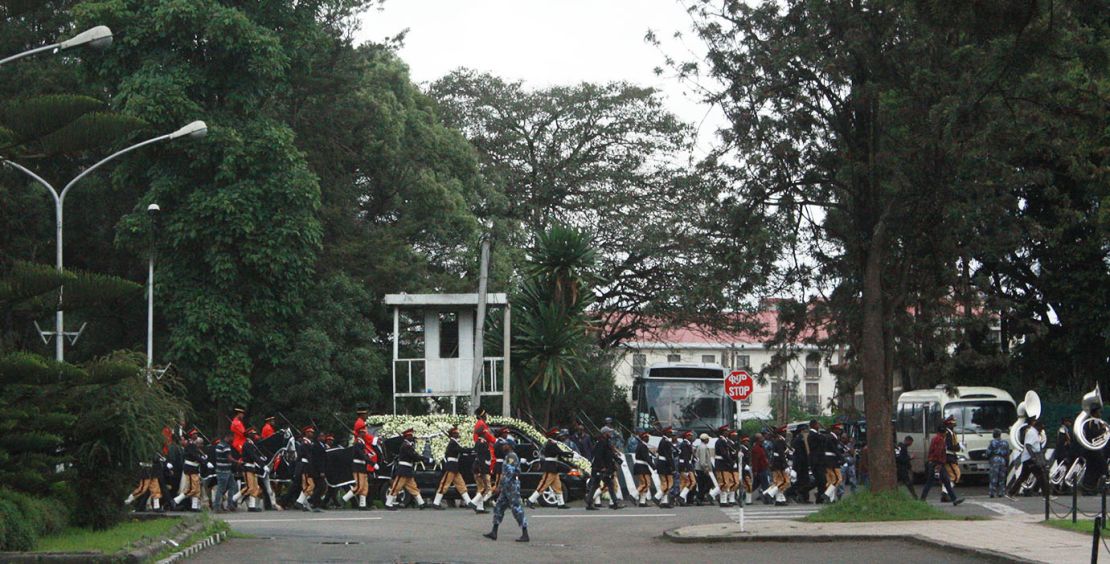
726,370,753,401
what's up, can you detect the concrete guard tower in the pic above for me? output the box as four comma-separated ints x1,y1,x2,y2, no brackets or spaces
384,293,510,415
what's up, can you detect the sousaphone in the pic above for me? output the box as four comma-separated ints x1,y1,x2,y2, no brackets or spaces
1009,391,1041,453
1074,384,1109,452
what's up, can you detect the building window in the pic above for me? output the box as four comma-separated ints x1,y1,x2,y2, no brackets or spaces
701,354,715,364
631,353,647,378
805,353,821,380
735,354,751,369
805,382,820,413
667,354,681,363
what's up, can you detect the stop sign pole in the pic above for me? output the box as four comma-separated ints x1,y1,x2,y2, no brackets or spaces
726,370,753,533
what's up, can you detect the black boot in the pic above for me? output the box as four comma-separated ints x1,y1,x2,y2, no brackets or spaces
516,527,530,543
483,525,498,541
525,498,536,509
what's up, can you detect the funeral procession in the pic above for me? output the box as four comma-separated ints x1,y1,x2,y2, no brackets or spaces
2,0,1108,563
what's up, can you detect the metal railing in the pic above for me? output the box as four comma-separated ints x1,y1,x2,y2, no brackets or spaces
392,357,504,397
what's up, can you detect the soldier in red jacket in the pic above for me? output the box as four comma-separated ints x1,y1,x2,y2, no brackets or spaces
230,407,247,454
261,416,277,439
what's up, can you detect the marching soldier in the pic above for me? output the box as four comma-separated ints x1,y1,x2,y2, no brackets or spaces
238,428,266,512
763,426,790,506
261,415,277,439
124,451,166,512
736,433,752,505
656,427,676,508
172,430,204,511
822,424,846,503
677,430,696,505
943,414,962,493
386,428,427,510
808,420,829,503
352,404,381,470
585,431,623,510
791,424,814,503
230,407,247,454
527,428,570,509
293,425,320,512
714,426,736,506
344,430,373,510
473,433,492,513
433,426,475,510
632,430,655,507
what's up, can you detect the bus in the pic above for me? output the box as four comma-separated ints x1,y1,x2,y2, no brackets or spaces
632,362,736,434
894,386,1016,477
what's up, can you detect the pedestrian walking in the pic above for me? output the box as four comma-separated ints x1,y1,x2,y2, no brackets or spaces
986,429,1010,498
894,435,917,499
920,425,964,505
483,451,529,542
212,431,236,512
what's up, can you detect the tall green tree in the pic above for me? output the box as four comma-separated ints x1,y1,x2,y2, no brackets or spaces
677,0,1093,490
429,71,756,348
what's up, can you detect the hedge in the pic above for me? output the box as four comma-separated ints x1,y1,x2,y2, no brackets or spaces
0,488,68,551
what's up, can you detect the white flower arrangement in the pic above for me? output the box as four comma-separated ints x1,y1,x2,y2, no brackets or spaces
365,414,591,475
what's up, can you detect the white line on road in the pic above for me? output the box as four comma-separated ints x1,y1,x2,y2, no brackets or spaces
531,513,677,519
224,517,384,524
967,500,1027,516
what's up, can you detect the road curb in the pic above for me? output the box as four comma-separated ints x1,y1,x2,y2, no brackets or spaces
661,529,1037,564
155,530,227,563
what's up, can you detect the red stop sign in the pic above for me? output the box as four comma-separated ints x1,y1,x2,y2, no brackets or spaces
726,370,753,401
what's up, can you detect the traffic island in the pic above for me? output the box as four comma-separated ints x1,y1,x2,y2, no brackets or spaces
0,513,227,563
663,517,1089,563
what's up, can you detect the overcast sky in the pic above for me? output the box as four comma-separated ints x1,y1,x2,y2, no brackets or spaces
355,0,724,153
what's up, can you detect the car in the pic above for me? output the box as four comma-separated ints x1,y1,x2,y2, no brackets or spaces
365,415,589,507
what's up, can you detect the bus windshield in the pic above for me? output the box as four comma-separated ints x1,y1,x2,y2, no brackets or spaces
639,379,732,431
944,401,1016,434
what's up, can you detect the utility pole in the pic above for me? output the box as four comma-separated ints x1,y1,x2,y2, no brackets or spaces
470,238,490,412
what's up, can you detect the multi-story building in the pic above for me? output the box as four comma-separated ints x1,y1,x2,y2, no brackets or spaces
614,312,842,419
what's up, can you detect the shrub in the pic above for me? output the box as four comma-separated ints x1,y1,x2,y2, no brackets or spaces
0,489,69,551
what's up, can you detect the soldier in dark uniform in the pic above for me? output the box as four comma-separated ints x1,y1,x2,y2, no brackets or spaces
345,433,372,509
526,428,569,509
736,433,753,504
822,424,846,502
172,430,205,511
295,425,319,512
764,426,790,505
656,427,676,508
386,428,427,510
677,430,696,505
632,430,655,507
714,426,736,506
807,420,829,503
586,432,623,510
791,424,814,503
125,451,166,512
236,428,266,512
433,426,474,510
473,434,492,513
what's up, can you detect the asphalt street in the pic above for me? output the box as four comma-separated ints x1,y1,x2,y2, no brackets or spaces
186,484,1090,564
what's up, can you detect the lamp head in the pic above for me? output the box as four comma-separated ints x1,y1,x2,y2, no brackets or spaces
168,120,207,140
60,26,113,51
147,203,160,216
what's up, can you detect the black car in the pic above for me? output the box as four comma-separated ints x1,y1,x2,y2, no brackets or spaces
370,423,588,507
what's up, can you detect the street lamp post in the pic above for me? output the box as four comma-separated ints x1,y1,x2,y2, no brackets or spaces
146,203,159,382
0,26,113,67
2,120,207,362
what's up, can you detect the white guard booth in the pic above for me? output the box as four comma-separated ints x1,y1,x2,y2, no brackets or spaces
383,293,510,415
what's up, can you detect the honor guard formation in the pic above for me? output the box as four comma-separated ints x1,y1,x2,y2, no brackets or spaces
126,386,1110,537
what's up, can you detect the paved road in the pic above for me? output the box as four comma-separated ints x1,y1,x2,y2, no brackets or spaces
196,503,990,563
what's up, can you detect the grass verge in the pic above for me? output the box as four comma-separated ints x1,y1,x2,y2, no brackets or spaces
1044,519,1102,535
803,490,971,523
150,514,230,561
33,517,181,553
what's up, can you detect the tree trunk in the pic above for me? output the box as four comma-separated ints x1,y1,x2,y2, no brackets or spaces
861,232,895,492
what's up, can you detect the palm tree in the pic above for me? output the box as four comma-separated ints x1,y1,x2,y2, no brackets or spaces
514,224,598,426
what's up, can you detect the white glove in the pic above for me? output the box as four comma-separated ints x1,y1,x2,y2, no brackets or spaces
206,463,214,469
166,463,173,470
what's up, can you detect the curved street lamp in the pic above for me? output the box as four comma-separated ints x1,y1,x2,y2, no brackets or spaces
0,25,113,67
2,120,207,361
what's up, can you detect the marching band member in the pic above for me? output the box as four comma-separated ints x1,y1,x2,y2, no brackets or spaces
527,428,570,509
433,426,474,510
